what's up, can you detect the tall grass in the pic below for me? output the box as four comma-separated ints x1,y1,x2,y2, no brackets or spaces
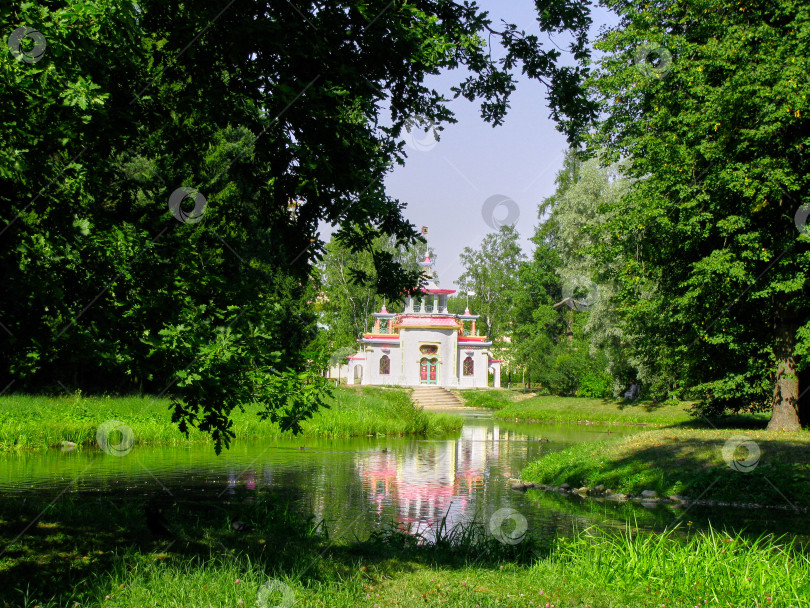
303,387,461,437
0,387,461,451
545,525,810,606
3,485,808,608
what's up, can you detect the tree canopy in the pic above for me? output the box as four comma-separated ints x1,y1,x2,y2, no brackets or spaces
2,0,598,449
582,0,810,428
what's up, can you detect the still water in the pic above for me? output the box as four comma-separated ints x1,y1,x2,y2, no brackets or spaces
0,410,805,540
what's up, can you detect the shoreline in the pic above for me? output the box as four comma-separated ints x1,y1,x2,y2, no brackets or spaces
518,428,810,510
509,479,810,513
0,387,462,452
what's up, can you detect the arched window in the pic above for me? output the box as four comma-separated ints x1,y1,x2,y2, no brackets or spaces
463,356,474,376
379,355,391,375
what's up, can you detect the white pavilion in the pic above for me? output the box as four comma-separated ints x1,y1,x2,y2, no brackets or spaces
346,254,501,388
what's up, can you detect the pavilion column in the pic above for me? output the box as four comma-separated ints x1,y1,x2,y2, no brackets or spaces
374,319,380,333
471,320,476,336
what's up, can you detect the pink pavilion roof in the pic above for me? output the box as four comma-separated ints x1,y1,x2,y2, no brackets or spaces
396,316,461,328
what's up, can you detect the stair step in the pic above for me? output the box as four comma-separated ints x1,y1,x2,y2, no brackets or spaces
410,386,465,410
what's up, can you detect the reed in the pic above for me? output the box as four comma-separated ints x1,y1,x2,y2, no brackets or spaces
0,387,462,451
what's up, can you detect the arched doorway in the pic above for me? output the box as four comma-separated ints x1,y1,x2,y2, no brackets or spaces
419,357,438,384
353,364,363,384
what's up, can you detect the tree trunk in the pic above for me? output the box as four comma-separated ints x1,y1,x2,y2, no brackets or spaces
766,300,801,431
563,305,574,343
799,367,810,428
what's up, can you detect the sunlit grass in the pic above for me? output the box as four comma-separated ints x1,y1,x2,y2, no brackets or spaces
520,428,810,507
0,387,461,451
7,510,807,608
300,387,461,438
455,389,516,410
492,395,697,425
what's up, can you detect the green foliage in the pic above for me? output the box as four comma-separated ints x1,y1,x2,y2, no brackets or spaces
456,225,525,342
509,239,563,385
582,0,810,424
315,234,427,353
576,369,613,399
1,0,597,447
544,348,588,396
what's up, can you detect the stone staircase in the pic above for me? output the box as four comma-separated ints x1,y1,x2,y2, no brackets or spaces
410,386,467,411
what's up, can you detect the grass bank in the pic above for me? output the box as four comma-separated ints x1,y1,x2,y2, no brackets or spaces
458,390,770,427
494,395,696,425
521,428,810,508
1,490,807,608
453,388,517,410
0,387,461,451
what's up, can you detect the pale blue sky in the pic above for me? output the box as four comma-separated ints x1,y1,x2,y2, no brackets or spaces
324,1,619,287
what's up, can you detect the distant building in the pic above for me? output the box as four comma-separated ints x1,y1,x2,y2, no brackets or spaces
346,254,501,388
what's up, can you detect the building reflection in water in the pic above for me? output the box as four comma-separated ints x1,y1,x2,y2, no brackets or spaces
355,423,523,536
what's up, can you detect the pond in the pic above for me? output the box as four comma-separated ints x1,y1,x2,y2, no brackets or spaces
0,409,806,542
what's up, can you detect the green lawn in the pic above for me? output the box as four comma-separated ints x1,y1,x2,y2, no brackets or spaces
452,389,516,410
458,390,770,427
0,387,461,451
494,395,695,425
520,428,810,508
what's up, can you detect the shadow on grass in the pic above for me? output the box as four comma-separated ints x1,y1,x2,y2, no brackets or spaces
614,399,670,413
613,398,771,429
665,415,770,430
525,434,810,511
0,488,550,608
